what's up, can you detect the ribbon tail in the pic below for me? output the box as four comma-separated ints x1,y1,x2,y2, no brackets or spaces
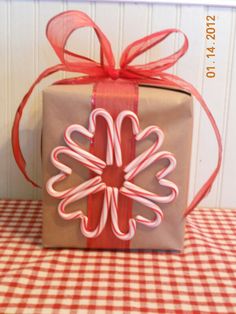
12,64,65,188
159,74,222,217
184,87,222,217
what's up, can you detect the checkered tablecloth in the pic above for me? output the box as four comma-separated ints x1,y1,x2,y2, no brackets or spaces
0,200,235,314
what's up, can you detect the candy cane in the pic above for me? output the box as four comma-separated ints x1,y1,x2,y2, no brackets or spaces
58,181,107,238
64,124,106,170
119,186,163,228
124,151,177,182
47,109,114,202
89,108,114,165
123,150,178,212
125,125,164,174
51,146,103,175
123,181,178,204
114,110,140,167
110,187,136,240
46,175,102,199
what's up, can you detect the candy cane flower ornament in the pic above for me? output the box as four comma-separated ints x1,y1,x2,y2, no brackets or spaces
46,108,179,240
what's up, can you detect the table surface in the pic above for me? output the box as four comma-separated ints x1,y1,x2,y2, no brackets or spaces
0,200,235,314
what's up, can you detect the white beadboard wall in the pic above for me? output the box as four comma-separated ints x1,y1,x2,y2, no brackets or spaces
0,0,235,208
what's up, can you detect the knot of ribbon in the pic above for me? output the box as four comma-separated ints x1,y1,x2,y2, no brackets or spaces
12,10,222,217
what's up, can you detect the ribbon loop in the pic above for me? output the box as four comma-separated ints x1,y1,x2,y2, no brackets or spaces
120,29,188,78
46,10,116,74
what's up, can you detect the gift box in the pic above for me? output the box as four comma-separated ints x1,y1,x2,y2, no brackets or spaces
12,10,222,251
42,81,193,250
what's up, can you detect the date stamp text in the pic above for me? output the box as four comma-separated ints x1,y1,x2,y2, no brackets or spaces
206,15,216,78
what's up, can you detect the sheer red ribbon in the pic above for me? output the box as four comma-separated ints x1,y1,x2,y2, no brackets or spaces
12,10,222,217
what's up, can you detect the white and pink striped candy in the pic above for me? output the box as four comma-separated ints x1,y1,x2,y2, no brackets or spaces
46,109,179,240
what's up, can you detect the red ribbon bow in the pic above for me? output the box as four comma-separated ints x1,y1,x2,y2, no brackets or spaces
12,10,222,217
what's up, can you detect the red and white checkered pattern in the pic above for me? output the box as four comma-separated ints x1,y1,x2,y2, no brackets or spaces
0,200,235,313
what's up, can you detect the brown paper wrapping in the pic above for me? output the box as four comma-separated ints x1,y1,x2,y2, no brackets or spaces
42,83,193,250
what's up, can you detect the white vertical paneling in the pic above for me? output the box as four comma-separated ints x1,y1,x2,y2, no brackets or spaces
66,1,92,66
175,5,207,203
151,4,180,74
0,1,8,197
93,2,121,63
219,9,236,208
195,6,233,206
38,1,64,80
8,1,36,199
33,0,40,199
0,1,235,208
34,0,66,198
217,8,236,208
122,2,150,63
